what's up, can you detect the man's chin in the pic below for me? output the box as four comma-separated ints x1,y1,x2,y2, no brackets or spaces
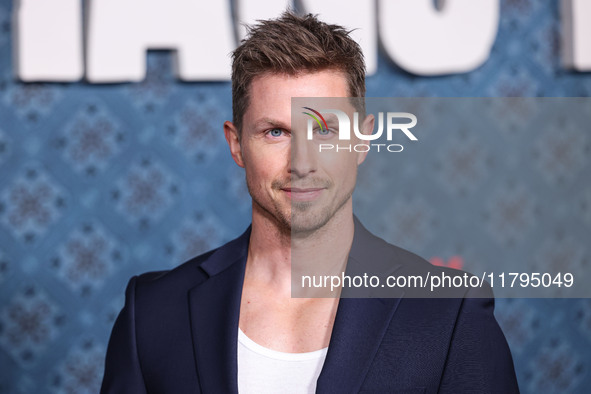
290,209,333,236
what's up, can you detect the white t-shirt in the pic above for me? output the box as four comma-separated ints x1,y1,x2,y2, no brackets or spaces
237,328,328,394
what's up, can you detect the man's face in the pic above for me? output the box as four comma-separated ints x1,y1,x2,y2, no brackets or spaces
224,70,370,235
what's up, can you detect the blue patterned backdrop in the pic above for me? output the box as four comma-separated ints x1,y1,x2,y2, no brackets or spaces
1,0,591,393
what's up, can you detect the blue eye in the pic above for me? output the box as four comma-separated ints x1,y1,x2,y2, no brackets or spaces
318,128,330,135
269,128,283,137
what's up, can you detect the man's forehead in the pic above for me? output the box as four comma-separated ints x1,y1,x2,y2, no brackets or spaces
240,70,355,129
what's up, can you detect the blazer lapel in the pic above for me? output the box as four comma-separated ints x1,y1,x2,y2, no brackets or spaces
186,219,406,393
316,297,402,394
188,227,250,394
316,218,405,393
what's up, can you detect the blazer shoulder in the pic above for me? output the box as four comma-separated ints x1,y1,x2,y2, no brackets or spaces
354,222,456,275
375,234,471,279
134,247,218,288
131,224,250,297
353,221,490,299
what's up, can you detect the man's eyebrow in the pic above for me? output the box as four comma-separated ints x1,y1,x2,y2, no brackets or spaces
322,114,338,123
253,118,290,129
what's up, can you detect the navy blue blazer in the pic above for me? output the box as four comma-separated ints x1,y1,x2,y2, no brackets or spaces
101,220,519,393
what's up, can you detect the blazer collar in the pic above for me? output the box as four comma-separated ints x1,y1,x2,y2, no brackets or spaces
349,216,404,277
188,226,250,394
187,220,404,394
317,217,404,393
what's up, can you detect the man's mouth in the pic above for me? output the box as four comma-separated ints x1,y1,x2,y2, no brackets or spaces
281,187,325,201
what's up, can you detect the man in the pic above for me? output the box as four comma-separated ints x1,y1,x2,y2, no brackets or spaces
101,13,519,393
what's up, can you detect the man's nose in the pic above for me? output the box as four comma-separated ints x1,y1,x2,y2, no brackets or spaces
289,135,317,177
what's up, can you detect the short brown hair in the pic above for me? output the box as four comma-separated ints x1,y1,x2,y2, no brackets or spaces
231,12,366,132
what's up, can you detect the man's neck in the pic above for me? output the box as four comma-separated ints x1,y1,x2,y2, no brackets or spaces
239,201,352,352
246,201,355,298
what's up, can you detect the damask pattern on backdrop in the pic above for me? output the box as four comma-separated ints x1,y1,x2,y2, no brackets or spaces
0,1,590,393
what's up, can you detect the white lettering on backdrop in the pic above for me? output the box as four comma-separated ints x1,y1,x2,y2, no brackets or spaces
379,0,499,75
13,0,591,82
561,0,591,71
15,0,83,81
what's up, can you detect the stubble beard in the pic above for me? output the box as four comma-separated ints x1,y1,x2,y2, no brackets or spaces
290,188,353,237
246,175,355,237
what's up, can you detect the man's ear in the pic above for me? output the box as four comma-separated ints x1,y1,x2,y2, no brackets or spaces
224,121,245,168
357,114,375,165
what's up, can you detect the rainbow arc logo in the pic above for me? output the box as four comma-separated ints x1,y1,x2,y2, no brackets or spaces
302,107,328,132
